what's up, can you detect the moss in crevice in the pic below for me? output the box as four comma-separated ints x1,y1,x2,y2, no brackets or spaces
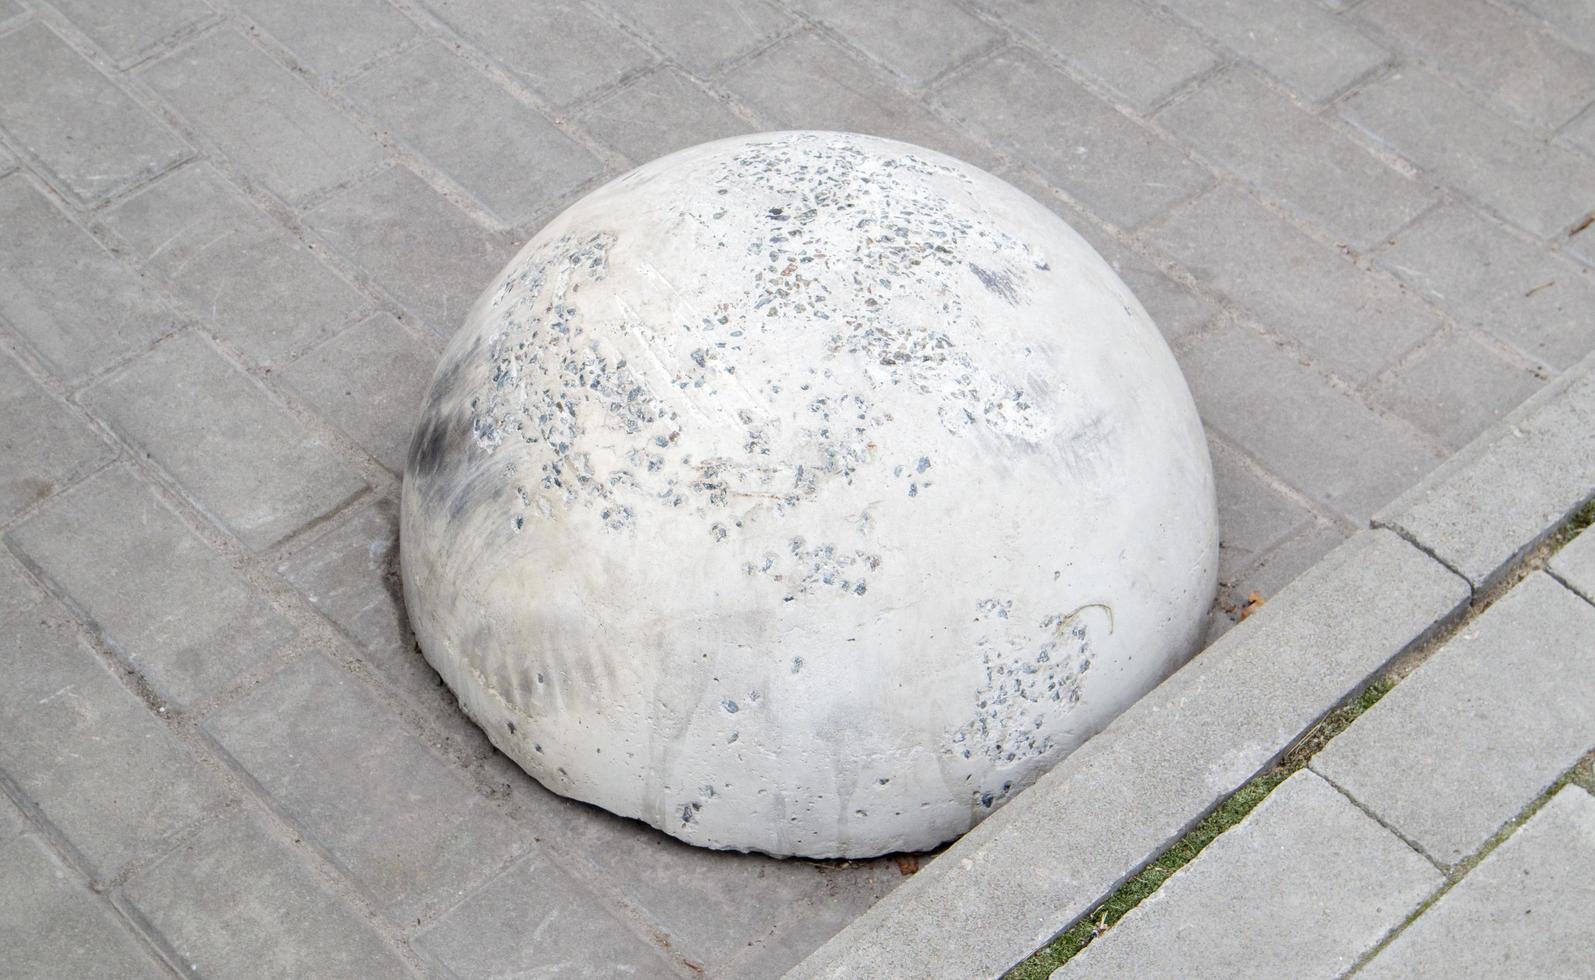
1004,679,1393,980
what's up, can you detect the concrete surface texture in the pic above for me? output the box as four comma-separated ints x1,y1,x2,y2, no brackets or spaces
402,130,1217,859
1,0,1593,976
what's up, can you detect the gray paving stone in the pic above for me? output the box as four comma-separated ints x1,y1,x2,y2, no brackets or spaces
0,22,188,206
426,0,654,107
1559,104,1595,160
1162,0,1387,103
935,46,1211,228
1314,573,1595,864
0,0,21,24
602,0,794,75
1148,184,1442,384
1210,438,1314,585
553,804,899,977
415,851,674,979
0,141,14,175
725,32,998,173
232,0,418,79
125,809,416,980
81,332,367,552
1042,188,1216,341
1158,67,1433,248
1549,525,1595,603
1375,200,1595,370
280,314,434,473
1057,771,1440,980
9,465,295,706
342,42,601,226
982,0,1217,112
270,496,495,759
1371,330,1546,452
1339,67,1595,239
0,553,228,879
141,29,383,204
303,165,514,337
49,0,211,67
0,795,27,844
204,653,527,922
578,67,751,166
0,176,175,384
102,164,367,365
1518,0,1595,56
797,0,998,87
1357,0,1595,130
1177,320,1442,525
1220,520,1348,620
791,529,1467,979
273,497,436,696
0,351,112,524
1376,354,1595,590
0,835,167,979
1097,245,1215,342
1359,785,1595,980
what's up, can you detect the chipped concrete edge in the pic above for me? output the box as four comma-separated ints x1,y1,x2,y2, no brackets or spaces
785,355,1595,980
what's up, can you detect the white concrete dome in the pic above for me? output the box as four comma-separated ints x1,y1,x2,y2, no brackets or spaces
401,131,1217,859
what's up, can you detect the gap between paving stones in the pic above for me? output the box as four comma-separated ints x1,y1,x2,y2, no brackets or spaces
789,349,1595,980
1344,747,1595,977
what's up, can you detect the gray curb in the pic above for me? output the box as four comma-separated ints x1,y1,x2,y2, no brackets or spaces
786,352,1595,980
1375,348,1595,593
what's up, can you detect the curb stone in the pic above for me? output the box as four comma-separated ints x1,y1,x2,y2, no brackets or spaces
784,528,1467,980
1375,347,1595,593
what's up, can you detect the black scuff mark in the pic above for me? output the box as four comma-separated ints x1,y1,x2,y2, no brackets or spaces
967,261,1021,305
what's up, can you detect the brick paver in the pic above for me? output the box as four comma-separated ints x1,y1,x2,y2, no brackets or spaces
141,28,384,204
0,553,227,881
1156,67,1431,250
0,835,167,979
1175,319,1440,523
279,312,436,472
1164,0,1388,103
0,351,111,523
414,851,674,978
9,465,297,706
302,165,512,337
1056,771,1441,980
0,176,176,383
0,23,188,206
125,809,418,979
82,331,368,552
1312,572,1595,865
4,0,1595,974
341,41,602,225
938,45,1209,227
1372,200,1595,371
102,163,369,365
984,0,1216,112
1357,786,1595,980
1550,525,1595,602
204,653,530,923
1340,66,1595,239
